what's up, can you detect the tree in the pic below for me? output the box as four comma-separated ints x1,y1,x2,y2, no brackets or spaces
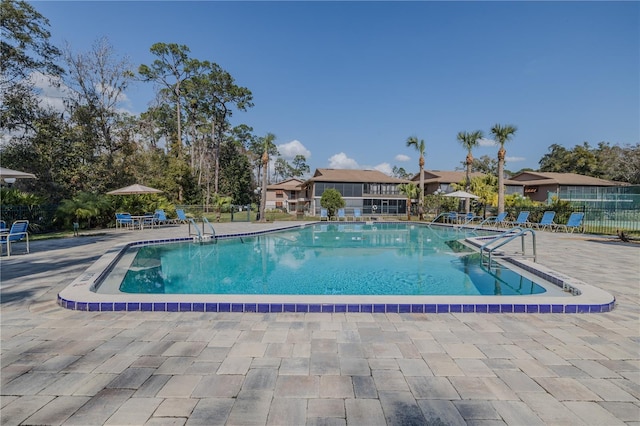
63,37,136,193
320,188,345,219
406,136,426,220
490,124,517,214
391,166,412,179
291,155,310,177
456,130,484,213
139,43,195,154
258,133,276,222
0,0,63,84
398,182,419,221
1,0,63,134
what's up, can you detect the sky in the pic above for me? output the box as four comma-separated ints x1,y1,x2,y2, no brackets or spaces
32,1,639,177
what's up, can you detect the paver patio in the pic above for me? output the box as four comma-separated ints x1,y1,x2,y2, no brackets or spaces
1,221,638,425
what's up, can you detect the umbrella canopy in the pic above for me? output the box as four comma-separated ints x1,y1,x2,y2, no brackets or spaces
443,190,479,199
106,184,162,195
0,167,37,179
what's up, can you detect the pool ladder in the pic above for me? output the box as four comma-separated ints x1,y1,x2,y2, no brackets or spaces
188,218,217,243
480,227,537,270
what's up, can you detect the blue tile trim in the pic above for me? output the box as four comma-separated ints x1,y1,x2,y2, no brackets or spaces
56,299,616,314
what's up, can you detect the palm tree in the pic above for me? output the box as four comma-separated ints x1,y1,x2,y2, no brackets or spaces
259,133,276,222
490,124,517,214
406,136,426,220
398,182,420,221
456,130,484,213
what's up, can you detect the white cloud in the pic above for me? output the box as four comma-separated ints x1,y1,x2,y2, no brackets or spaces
29,72,68,112
478,137,497,147
328,152,360,169
395,154,410,162
277,139,311,160
374,163,393,175
505,156,526,163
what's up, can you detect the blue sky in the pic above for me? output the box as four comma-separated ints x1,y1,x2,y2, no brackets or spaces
34,1,639,176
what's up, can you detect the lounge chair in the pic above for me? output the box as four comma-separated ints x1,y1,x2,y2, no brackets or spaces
505,211,531,227
0,220,29,256
153,209,173,226
353,208,362,221
336,208,346,221
479,212,508,227
533,211,556,231
0,220,6,232
320,208,328,221
176,209,188,224
554,212,585,233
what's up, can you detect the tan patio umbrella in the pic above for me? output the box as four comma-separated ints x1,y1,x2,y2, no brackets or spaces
106,184,162,195
0,167,37,180
443,190,479,199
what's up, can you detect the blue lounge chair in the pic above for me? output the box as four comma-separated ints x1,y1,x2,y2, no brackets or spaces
0,220,29,256
320,208,328,221
505,211,531,227
479,212,508,227
336,208,346,221
554,212,585,233
153,209,173,226
533,211,556,230
353,208,362,221
0,220,6,232
176,209,188,224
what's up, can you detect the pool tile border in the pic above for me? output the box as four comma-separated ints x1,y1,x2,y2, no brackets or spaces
58,296,615,314
58,222,617,314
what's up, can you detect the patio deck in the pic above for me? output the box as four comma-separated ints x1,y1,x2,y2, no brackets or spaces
1,222,638,425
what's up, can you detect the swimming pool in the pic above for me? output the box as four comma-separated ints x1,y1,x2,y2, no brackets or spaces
58,222,616,313
111,223,546,296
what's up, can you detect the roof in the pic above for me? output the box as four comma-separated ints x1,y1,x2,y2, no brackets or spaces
412,170,520,186
267,178,304,190
510,171,627,186
307,169,409,184
412,170,485,184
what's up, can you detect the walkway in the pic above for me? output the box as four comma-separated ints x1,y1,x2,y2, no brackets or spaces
1,222,638,425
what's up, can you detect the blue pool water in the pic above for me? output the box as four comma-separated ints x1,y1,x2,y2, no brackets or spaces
118,223,546,296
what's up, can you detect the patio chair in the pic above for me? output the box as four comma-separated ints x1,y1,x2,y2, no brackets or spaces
479,212,508,227
554,212,585,233
320,208,328,221
336,208,346,221
176,209,188,224
533,211,556,231
0,220,29,256
353,208,362,221
115,213,137,230
0,220,6,232
505,211,531,228
153,209,173,226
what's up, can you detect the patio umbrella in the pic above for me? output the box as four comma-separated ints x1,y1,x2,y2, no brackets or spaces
106,184,162,195
0,167,37,180
443,190,479,199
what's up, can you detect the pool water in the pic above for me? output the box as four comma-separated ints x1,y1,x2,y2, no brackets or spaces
118,223,547,296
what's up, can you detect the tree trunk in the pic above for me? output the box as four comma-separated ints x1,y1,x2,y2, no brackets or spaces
498,146,506,214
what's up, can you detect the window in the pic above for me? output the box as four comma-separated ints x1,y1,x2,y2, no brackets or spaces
276,190,283,198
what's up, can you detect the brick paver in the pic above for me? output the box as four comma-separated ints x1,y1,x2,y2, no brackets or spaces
1,222,638,424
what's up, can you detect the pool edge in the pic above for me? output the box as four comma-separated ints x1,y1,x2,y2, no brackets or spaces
58,222,617,314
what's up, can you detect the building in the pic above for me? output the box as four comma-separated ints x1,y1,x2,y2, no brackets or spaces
508,171,629,203
411,170,523,196
265,178,305,213
301,169,410,216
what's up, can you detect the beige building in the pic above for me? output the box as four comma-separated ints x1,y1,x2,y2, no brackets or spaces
508,171,628,203
266,169,411,216
265,178,305,213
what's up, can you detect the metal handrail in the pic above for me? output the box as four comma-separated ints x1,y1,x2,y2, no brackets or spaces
202,217,217,241
480,227,537,269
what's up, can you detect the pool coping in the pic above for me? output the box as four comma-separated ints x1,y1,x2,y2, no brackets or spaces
57,222,616,314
